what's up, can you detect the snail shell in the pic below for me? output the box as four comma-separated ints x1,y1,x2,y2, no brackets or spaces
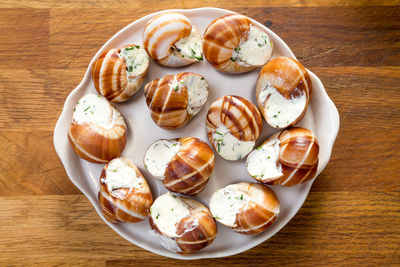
149,193,217,254
203,13,273,74
144,137,215,195
256,57,312,129
246,127,319,186
206,95,262,160
92,44,149,102
210,183,279,234
67,94,127,163
98,157,153,223
144,72,209,129
143,13,203,67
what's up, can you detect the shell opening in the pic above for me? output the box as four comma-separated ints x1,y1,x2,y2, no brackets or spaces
212,125,255,161
181,75,209,116
231,25,273,67
103,158,143,195
210,184,249,227
119,45,149,78
258,85,307,128
246,138,283,182
144,139,181,179
174,28,203,61
150,193,190,238
72,94,123,129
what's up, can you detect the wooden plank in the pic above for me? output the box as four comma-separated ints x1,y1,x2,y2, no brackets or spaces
0,193,398,265
1,0,400,8
46,7,400,70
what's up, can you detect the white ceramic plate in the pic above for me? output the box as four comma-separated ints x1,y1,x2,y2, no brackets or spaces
53,7,339,260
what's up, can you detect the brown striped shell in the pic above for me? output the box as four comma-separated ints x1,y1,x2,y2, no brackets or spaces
206,95,262,160
210,183,279,234
144,72,208,129
248,127,319,186
143,13,203,67
165,137,215,195
256,57,312,128
67,95,127,163
149,194,217,254
92,44,149,103
203,13,272,74
98,157,153,223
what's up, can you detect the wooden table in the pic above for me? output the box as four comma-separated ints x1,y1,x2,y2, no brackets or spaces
1,0,399,266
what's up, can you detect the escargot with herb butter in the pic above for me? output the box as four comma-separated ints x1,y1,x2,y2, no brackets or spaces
144,137,215,195
246,127,319,186
210,182,279,234
68,94,127,163
203,13,273,74
144,72,209,129
149,193,217,254
98,157,153,223
206,95,262,161
143,13,203,67
92,44,149,102
256,57,312,129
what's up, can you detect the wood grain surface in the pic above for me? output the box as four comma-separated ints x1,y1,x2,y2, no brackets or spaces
0,1,399,266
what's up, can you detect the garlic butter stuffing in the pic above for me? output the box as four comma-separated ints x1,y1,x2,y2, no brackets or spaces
210,184,249,227
144,140,181,178
119,45,149,77
104,157,143,193
175,29,203,61
231,25,273,66
150,193,190,237
72,94,123,130
212,126,255,161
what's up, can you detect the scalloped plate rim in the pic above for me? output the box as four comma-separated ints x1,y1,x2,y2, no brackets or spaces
53,7,340,260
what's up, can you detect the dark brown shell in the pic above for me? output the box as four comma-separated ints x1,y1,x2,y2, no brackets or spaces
164,137,215,195
149,196,217,254
256,57,313,128
232,183,279,234
92,45,148,103
203,13,259,73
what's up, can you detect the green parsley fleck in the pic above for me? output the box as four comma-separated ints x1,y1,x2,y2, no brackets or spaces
215,131,222,135
273,114,278,118
126,65,133,72
156,213,160,219
230,57,237,62
215,216,221,220
83,106,90,112
267,156,270,159
135,45,140,49
217,142,221,152
73,107,76,112
234,47,240,53
125,46,135,50
173,84,179,91
240,194,243,200
200,77,205,80
172,195,177,198
171,208,174,211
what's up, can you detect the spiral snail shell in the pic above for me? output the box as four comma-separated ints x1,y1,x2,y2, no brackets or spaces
206,95,262,161
98,157,153,223
210,182,279,234
143,13,203,67
203,13,273,74
67,94,127,163
144,72,209,129
92,44,149,102
256,57,313,129
246,127,319,186
149,193,217,254
144,137,215,195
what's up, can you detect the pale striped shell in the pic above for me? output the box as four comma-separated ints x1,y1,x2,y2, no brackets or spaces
163,137,215,195
248,127,319,186
92,45,149,103
211,183,279,234
67,96,127,164
143,13,202,67
203,13,272,74
256,57,312,128
149,195,217,254
206,95,262,160
98,157,153,223
144,72,208,129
